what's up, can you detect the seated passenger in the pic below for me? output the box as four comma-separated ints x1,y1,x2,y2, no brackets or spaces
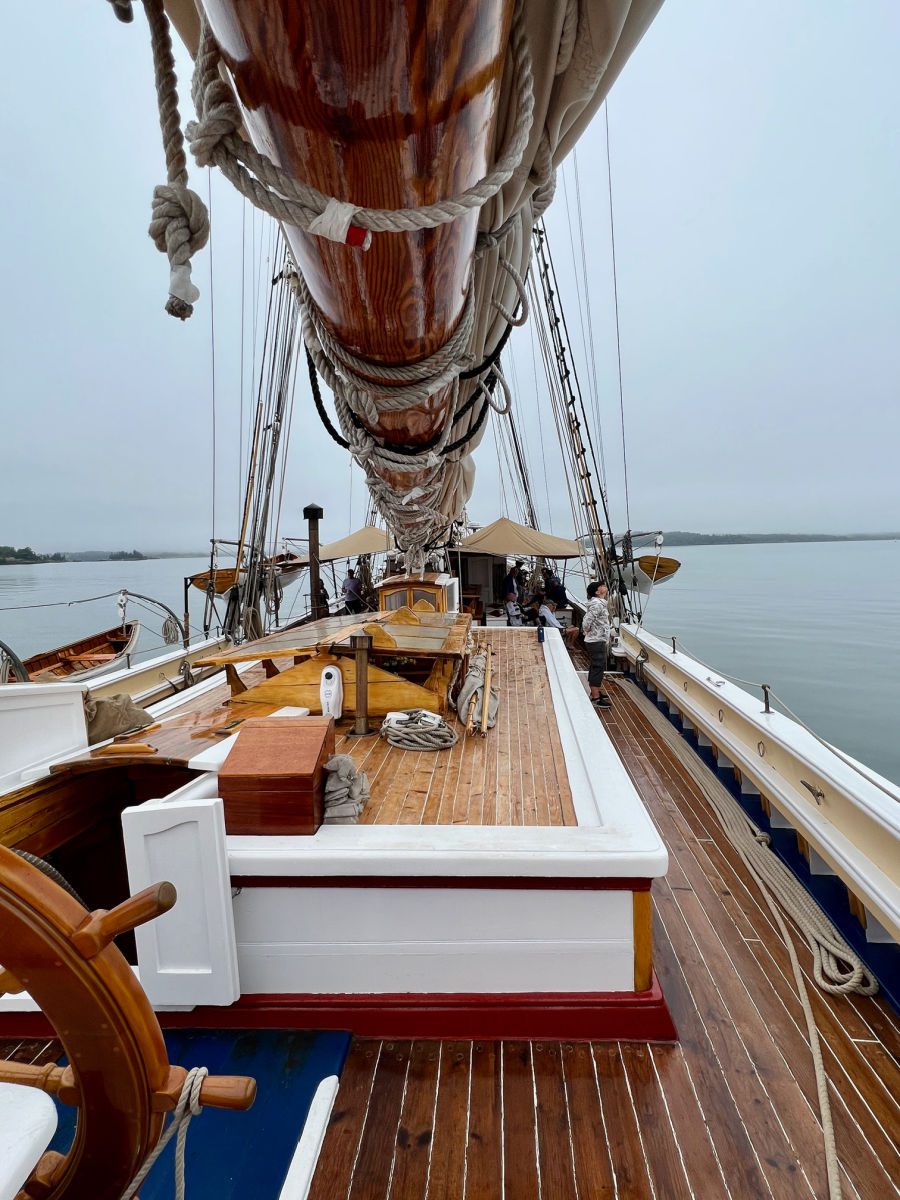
504,589,523,626
539,599,581,647
521,599,541,625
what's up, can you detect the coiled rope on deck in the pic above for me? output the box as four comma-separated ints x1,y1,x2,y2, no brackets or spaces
625,679,878,1200
380,710,459,751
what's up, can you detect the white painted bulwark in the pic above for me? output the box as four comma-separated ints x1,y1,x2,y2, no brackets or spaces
0,1085,57,1200
620,624,900,942
234,887,635,994
122,795,239,1006
0,681,88,794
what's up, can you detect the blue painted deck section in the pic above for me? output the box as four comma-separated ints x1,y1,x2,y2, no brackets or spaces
638,674,900,1013
49,1029,350,1198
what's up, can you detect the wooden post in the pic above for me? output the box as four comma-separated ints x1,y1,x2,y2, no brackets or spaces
351,632,372,736
633,890,653,992
304,503,325,620
480,646,493,736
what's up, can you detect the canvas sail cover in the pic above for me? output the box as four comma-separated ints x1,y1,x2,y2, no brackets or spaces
460,517,582,559
303,525,394,565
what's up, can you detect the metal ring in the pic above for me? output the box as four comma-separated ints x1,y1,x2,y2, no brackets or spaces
683,681,688,692
718,709,724,723
757,741,766,757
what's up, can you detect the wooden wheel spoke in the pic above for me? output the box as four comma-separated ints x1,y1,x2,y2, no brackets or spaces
0,966,26,996
0,1059,80,1105
18,1151,67,1200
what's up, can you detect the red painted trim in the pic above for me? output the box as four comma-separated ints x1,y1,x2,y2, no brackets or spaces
0,977,676,1042
230,875,653,892
162,978,676,1041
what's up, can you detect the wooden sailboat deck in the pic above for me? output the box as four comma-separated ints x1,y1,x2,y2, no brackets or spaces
3,676,897,1197
43,629,576,829
303,677,900,1200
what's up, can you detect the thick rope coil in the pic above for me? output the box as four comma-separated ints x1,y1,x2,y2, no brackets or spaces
142,0,209,319
162,613,181,645
185,0,534,244
380,709,459,751
120,1066,208,1200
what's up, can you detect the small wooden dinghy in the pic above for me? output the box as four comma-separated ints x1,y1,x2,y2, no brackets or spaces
189,554,306,596
10,622,141,683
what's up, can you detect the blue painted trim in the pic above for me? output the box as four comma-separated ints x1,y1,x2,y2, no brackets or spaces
628,668,900,1014
48,1028,351,1198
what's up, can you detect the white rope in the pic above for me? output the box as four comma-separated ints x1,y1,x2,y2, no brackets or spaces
142,0,209,319
380,710,459,751
626,680,880,1200
120,1066,208,1200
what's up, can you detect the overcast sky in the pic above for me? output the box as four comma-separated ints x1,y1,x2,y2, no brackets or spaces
2,1,898,552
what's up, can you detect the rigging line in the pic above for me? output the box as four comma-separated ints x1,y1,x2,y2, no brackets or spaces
528,318,554,532
269,291,300,557
530,275,584,559
605,102,631,532
238,198,246,521
573,147,608,484
207,169,217,542
505,351,540,528
0,591,123,612
560,159,606,490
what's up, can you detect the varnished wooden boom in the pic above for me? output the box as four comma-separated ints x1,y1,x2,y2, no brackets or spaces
200,0,513,458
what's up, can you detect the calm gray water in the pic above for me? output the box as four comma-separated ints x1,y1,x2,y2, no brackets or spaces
0,557,311,670
637,541,900,785
1,544,898,783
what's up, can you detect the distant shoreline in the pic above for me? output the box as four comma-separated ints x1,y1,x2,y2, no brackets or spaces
660,532,900,548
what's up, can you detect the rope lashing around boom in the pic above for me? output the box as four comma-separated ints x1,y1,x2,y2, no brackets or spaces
380,710,460,752
120,1067,208,1200
136,0,534,318
626,680,878,1200
186,0,534,242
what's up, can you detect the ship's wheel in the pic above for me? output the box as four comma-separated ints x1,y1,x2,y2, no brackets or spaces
0,843,255,1199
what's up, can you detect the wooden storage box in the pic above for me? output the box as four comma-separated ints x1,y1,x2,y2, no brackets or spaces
218,716,335,835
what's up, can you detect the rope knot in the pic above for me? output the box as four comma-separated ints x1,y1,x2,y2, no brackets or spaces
185,80,242,167
149,182,210,319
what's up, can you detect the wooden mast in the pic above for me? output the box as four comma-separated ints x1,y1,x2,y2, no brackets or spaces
198,0,514,469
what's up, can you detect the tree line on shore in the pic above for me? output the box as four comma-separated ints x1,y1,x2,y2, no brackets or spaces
0,546,147,564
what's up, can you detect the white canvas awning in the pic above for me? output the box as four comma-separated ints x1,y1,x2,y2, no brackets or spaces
297,525,395,564
459,517,582,559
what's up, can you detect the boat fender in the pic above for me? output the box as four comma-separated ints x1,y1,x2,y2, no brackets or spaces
320,665,344,720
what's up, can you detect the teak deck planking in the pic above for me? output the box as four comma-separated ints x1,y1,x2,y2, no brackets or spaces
37,631,574,828
306,677,900,1200
335,629,576,827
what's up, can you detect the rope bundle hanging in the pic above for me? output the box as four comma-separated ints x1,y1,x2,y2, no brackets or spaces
142,0,210,318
